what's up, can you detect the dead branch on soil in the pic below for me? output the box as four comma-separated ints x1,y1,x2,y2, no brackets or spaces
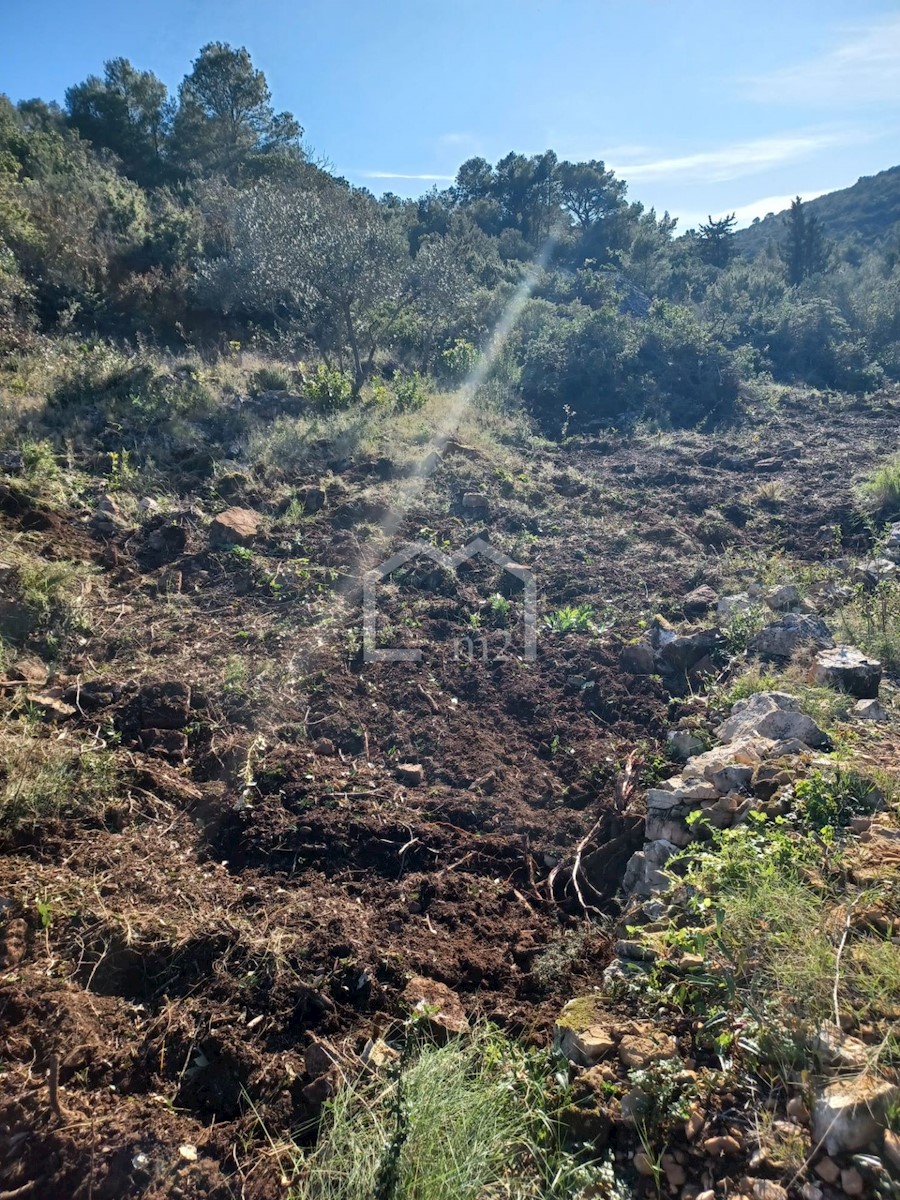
547,752,641,916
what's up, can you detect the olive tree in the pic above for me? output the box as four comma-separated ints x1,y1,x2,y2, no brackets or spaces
198,180,482,386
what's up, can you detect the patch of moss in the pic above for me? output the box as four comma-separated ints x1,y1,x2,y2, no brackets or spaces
555,994,605,1032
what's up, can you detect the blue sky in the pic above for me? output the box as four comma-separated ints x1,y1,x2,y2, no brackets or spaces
2,0,898,229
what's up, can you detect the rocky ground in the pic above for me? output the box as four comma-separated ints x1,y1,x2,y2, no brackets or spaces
0,380,898,1198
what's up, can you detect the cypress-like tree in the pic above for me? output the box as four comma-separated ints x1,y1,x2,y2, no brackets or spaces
781,196,830,284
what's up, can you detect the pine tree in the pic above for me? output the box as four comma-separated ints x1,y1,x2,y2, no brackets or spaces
697,212,737,267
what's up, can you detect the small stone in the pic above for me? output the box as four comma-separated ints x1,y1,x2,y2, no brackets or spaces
25,690,76,721
462,492,489,512
787,1095,811,1125
676,952,706,971
703,1135,742,1157
621,838,680,898
302,1066,340,1108
812,1075,900,1155
696,1192,715,1200
657,628,722,674
402,975,470,1038
752,1181,787,1200
620,1085,650,1126
800,1185,823,1200
362,1037,399,1069
615,940,657,963
806,580,855,613
178,1144,198,1162
718,692,829,749
751,764,794,801
689,741,768,777
663,1154,687,1188
634,1150,656,1177
565,1024,617,1067
853,559,896,591
668,729,706,759
618,1029,676,1069
138,497,159,512
812,1021,870,1071
814,1157,841,1184
644,813,694,847
718,593,752,618
648,777,719,807
8,656,48,685
620,643,655,675
854,698,889,722
96,493,119,515
840,1167,864,1196
305,1039,339,1078
765,737,816,757
685,1107,705,1142
707,762,754,794
396,763,425,787
209,506,261,546
683,585,719,616
766,584,801,612
811,646,882,699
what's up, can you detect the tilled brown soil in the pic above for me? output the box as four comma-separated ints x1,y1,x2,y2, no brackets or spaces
0,387,898,1197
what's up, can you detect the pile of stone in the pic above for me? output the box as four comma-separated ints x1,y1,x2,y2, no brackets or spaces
622,692,829,899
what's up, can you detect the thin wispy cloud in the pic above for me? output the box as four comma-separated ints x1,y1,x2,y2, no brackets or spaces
436,132,482,152
611,129,865,185
357,171,455,182
676,190,830,233
598,144,656,162
743,14,900,106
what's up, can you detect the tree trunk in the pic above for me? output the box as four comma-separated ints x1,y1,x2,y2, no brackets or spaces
343,300,363,392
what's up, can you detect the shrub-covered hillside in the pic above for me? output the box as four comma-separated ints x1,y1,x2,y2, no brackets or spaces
734,166,900,256
2,43,900,432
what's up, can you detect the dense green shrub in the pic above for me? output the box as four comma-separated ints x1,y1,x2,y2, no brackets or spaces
516,297,737,434
302,363,354,412
391,370,428,412
761,295,884,391
439,337,479,383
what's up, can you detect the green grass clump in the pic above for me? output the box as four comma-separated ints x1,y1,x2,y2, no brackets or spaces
861,453,900,515
794,767,881,831
250,363,294,395
291,1025,611,1200
721,663,855,729
834,579,900,672
0,734,121,830
4,555,94,649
